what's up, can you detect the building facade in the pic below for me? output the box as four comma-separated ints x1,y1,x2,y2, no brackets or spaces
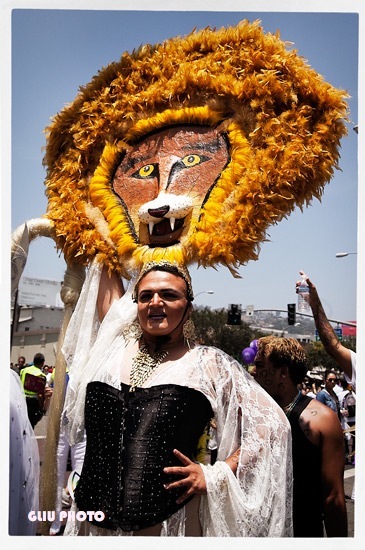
11,306,64,366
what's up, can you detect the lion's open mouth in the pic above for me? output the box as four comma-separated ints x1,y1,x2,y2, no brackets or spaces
147,217,185,246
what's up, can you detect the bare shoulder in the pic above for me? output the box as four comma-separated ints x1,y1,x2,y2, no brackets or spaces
302,398,339,425
298,398,342,446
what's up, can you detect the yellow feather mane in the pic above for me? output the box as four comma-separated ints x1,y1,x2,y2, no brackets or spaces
43,19,348,277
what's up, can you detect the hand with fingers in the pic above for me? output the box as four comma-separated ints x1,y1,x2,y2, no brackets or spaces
163,448,207,505
295,270,318,296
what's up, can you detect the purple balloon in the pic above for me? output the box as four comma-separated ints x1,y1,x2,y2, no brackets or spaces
250,339,258,353
242,347,256,364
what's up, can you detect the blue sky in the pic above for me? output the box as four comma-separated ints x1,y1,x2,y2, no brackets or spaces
7,4,361,323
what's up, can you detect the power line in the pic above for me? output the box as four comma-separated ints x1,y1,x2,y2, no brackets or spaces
250,309,356,327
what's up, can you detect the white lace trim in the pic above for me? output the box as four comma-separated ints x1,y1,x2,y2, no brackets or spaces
62,259,138,444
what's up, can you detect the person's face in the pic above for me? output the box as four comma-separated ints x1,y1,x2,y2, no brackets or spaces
325,374,337,391
137,270,191,339
253,350,283,400
18,357,25,367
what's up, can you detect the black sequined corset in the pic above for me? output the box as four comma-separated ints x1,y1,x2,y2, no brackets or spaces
75,381,213,531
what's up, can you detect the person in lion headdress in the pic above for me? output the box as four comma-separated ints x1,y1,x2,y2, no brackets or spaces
11,20,348,537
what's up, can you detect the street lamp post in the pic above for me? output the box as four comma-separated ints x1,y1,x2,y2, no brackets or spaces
335,252,357,258
195,290,214,298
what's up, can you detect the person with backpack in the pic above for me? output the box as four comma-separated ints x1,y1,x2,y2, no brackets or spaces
342,387,356,421
20,352,53,428
341,384,356,465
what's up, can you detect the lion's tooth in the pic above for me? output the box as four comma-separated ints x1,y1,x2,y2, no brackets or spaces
169,217,176,231
149,221,155,234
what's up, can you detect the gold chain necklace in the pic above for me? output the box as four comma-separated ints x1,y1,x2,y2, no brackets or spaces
129,342,169,392
283,390,302,417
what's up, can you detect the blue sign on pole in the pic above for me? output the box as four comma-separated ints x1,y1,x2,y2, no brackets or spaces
334,327,343,341
315,328,342,342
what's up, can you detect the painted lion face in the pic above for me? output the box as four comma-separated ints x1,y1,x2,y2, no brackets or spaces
112,125,229,247
88,120,235,273
43,20,348,278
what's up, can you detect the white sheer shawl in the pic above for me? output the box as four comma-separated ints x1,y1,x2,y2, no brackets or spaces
61,260,293,537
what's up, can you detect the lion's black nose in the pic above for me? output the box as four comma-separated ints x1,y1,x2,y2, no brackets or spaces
148,205,170,218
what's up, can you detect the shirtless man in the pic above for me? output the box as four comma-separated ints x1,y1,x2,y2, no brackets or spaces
253,336,347,537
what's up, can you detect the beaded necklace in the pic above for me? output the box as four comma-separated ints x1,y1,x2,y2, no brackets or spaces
129,341,169,392
283,390,302,417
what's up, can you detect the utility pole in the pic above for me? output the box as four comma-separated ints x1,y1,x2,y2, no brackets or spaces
10,289,21,348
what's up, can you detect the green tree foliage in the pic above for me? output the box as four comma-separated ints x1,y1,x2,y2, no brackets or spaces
305,339,357,371
192,307,356,373
191,307,263,364
305,343,341,371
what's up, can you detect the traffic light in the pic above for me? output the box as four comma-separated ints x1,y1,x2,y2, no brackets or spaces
227,304,242,325
287,303,296,325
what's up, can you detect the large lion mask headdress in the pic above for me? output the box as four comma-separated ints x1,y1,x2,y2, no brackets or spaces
43,20,348,278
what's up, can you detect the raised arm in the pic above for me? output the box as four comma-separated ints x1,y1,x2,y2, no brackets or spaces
297,271,353,379
97,265,125,321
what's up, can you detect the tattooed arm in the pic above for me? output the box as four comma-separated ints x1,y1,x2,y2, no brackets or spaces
297,272,353,380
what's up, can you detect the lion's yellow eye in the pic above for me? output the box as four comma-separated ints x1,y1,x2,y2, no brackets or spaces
138,164,155,177
181,154,201,167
